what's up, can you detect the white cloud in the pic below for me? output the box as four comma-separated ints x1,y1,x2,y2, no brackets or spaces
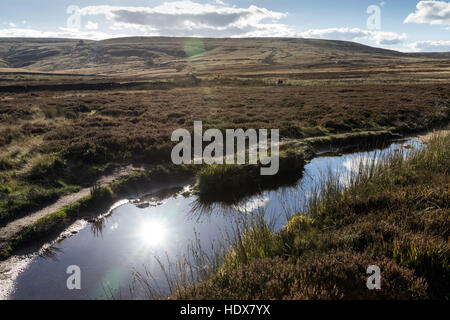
342,155,378,173
404,0,450,25
370,31,408,45
0,27,126,41
78,1,294,37
233,196,269,212
85,21,99,30
407,40,450,52
0,28,58,38
298,27,407,45
215,0,228,5
0,1,447,53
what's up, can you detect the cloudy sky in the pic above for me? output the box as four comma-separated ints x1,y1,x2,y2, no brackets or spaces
0,0,449,52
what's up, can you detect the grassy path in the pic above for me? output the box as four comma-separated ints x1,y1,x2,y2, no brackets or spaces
0,165,145,252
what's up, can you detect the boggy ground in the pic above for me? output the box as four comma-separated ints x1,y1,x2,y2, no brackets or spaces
0,80,449,235
0,36,449,264
0,82,448,225
174,133,449,300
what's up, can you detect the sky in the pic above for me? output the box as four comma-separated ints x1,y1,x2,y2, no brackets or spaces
0,0,449,52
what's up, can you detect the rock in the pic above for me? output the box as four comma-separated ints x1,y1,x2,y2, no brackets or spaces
136,202,150,209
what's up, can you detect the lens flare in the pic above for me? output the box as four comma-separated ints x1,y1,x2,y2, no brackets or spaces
138,220,167,247
184,38,205,58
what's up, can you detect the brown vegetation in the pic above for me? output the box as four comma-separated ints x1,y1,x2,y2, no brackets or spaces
175,133,449,300
0,37,448,256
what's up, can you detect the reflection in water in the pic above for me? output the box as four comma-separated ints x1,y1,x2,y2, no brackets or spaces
91,219,105,238
342,154,378,173
138,220,167,247
141,186,184,202
7,138,424,300
195,165,305,206
40,246,64,262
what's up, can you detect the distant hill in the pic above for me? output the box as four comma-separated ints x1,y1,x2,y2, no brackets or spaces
0,37,449,79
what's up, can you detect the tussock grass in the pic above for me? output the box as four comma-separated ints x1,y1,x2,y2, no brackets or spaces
196,143,314,203
0,83,448,222
163,133,449,300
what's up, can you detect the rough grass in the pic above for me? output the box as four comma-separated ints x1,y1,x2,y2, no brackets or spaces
196,142,314,203
0,82,448,227
174,133,449,300
8,185,114,252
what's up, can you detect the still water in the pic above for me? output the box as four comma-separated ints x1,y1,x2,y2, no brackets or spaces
5,138,423,299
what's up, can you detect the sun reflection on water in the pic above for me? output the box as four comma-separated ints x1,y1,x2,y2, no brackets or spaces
138,220,167,247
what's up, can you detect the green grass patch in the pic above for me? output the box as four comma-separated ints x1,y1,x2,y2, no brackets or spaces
304,130,402,151
196,143,314,203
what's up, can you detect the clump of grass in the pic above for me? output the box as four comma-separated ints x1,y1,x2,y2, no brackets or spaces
305,130,402,152
0,155,15,171
196,143,313,203
393,238,449,298
218,215,278,275
0,184,80,223
0,127,21,148
24,154,66,186
110,164,195,195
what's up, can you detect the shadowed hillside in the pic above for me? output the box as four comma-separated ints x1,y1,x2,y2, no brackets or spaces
0,37,449,85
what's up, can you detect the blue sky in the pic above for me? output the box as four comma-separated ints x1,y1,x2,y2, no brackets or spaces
0,0,449,52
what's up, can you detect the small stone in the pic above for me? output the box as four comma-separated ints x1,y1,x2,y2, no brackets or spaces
136,202,150,209
0,267,11,274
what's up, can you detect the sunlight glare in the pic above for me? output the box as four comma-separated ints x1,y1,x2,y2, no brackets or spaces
139,220,167,247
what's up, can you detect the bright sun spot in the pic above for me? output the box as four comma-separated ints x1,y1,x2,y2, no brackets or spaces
139,220,167,247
